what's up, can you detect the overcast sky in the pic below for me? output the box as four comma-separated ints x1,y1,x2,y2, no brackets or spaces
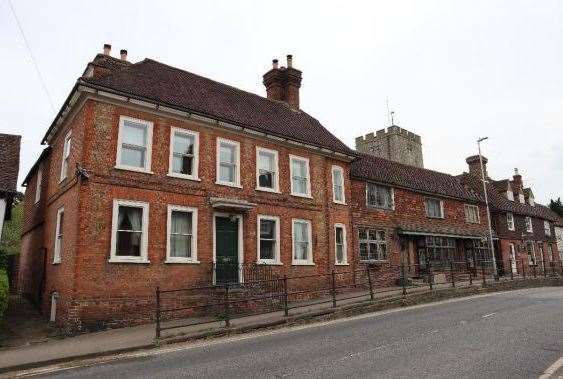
2,0,562,202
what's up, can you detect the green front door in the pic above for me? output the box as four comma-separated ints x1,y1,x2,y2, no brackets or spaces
215,216,239,284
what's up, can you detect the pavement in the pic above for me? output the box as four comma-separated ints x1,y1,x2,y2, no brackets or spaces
29,287,563,379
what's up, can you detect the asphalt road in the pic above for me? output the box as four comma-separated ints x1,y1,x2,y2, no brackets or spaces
39,287,563,379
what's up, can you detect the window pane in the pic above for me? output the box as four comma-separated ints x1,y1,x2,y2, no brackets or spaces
260,220,275,239
121,146,145,168
293,178,307,194
122,121,147,146
172,156,193,175
171,211,192,234
173,133,194,156
220,144,235,163
292,160,305,177
172,133,194,175
259,151,274,171
118,206,142,232
335,227,343,244
336,245,344,263
260,240,275,260
171,235,191,258
219,164,235,182
116,231,142,256
359,242,368,260
259,171,274,188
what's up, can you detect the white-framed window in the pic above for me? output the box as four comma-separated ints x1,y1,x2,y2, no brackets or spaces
506,190,514,201
216,138,241,187
525,216,533,233
526,241,535,265
292,219,313,265
507,212,515,231
331,166,345,204
289,155,311,198
518,193,525,204
334,224,347,265
60,130,72,181
366,183,394,210
358,228,388,261
257,215,281,264
116,116,153,173
256,147,279,192
425,198,444,218
34,167,42,204
166,205,198,263
544,221,551,236
109,199,149,263
168,127,199,180
53,207,64,264
464,204,480,224
528,195,535,206
538,243,545,264
548,244,554,261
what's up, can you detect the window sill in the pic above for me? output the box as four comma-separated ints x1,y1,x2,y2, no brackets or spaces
108,258,150,264
290,193,313,199
335,262,349,266
167,173,201,181
292,262,315,266
114,166,154,175
256,187,281,194
164,259,200,264
426,216,445,219
360,260,389,264
333,200,347,205
367,205,394,211
52,261,61,265
215,181,242,189
257,260,283,265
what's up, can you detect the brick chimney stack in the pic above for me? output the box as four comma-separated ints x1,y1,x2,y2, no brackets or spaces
103,43,111,55
120,49,128,61
512,168,523,192
263,55,302,109
466,155,488,178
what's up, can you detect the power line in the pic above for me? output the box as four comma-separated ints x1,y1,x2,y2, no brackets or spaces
8,0,56,114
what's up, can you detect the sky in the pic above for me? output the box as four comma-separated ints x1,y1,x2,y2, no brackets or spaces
1,0,562,203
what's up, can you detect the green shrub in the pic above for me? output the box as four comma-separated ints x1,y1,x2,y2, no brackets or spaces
0,269,8,320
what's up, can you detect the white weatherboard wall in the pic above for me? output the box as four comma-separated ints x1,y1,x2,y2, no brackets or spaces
0,198,6,239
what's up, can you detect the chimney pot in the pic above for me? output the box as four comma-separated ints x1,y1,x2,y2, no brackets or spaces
514,168,519,176
287,54,293,68
272,59,278,69
103,43,111,55
120,49,128,61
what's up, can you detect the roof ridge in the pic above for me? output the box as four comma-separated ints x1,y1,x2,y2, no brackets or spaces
356,152,461,179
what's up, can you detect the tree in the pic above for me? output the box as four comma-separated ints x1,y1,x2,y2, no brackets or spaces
0,200,23,268
549,197,563,217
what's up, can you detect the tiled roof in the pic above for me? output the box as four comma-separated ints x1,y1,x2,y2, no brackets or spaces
459,173,559,222
0,133,21,193
351,154,483,202
81,58,354,156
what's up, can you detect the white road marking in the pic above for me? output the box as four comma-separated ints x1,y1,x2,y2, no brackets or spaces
482,313,496,318
539,356,563,379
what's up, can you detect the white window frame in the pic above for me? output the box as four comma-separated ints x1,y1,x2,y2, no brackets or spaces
53,207,64,264
506,190,514,201
255,147,280,193
292,219,314,265
425,198,444,219
548,244,554,261
506,212,515,231
544,221,551,236
464,204,480,224
115,116,154,173
526,241,535,265
366,183,395,210
525,216,533,233
60,130,72,182
109,199,150,263
256,215,281,265
518,193,525,204
166,205,198,264
289,155,311,198
334,223,348,265
168,127,200,181
331,165,346,204
34,167,42,204
216,137,241,187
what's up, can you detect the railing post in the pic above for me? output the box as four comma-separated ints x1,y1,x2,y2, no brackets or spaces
522,259,526,279
481,261,486,285
510,259,514,281
450,261,455,288
331,270,337,308
366,265,374,300
401,263,407,297
155,286,161,340
427,261,433,290
224,283,230,328
283,275,289,317
469,268,473,285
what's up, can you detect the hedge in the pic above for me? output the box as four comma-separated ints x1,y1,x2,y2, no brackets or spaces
0,269,8,320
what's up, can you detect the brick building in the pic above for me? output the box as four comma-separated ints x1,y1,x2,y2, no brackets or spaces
459,156,560,275
17,46,357,331
0,134,21,238
350,153,490,284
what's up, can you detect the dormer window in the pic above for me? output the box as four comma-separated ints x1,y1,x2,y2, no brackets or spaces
528,196,535,206
518,193,525,204
525,216,533,233
506,191,514,201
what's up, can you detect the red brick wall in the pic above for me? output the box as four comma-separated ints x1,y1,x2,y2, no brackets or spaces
39,100,354,330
